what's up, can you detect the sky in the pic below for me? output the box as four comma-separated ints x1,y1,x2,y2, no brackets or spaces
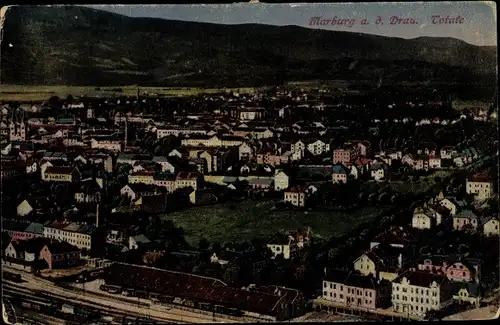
84,2,497,46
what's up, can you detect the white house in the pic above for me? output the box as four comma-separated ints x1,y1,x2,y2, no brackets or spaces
466,174,494,201
274,171,290,191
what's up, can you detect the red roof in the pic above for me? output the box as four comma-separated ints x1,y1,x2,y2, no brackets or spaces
103,263,290,317
468,173,491,183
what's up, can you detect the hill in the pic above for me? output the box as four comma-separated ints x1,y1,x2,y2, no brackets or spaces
1,5,497,87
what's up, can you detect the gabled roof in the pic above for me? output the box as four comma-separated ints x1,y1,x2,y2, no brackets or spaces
24,222,44,235
394,270,449,287
454,209,478,220
44,241,79,254
332,164,348,174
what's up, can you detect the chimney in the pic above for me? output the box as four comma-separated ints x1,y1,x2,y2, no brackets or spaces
96,203,100,228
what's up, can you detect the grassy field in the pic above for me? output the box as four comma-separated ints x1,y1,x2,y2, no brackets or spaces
0,84,258,101
161,200,384,245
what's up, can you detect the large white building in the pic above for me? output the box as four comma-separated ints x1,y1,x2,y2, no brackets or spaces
392,271,454,319
43,221,96,251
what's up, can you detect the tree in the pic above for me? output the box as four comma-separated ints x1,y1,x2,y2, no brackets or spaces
198,238,210,252
66,94,74,104
222,265,241,285
48,96,61,109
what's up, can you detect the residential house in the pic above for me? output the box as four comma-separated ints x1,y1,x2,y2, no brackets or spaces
322,269,391,309
120,184,158,201
152,156,176,173
332,164,349,184
483,216,499,237
452,283,481,308
466,173,494,200
153,173,177,193
284,186,308,207
353,244,404,279
175,172,203,191
411,205,449,230
349,140,371,157
40,241,80,270
417,142,438,156
74,182,102,203
438,197,468,216
238,142,254,161
43,166,81,183
307,139,330,156
267,234,294,259
416,255,481,284
452,210,482,231
90,136,123,152
428,156,442,169
274,170,290,191
370,162,388,181
440,146,457,160
128,170,155,185
181,135,244,148
248,177,273,191
332,144,359,166
133,194,168,213
128,235,151,250
391,271,454,319
370,226,417,250
43,221,96,251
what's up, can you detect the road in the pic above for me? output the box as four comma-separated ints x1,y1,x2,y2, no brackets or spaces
2,267,239,324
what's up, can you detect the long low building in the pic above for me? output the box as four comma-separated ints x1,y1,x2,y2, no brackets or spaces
101,262,306,321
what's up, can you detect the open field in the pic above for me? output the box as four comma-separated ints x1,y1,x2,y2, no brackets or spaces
161,200,384,245
0,84,258,101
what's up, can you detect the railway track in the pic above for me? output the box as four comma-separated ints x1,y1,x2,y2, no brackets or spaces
3,282,216,324
4,277,238,323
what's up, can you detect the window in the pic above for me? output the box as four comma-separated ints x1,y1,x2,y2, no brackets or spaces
340,294,343,299
330,292,332,297
330,283,333,289
324,283,327,288
323,291,327,296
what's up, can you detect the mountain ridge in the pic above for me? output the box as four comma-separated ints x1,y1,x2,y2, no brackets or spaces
1,5,497,87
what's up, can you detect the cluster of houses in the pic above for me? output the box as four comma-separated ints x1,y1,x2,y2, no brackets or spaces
0,93,497,319
320,187,498,320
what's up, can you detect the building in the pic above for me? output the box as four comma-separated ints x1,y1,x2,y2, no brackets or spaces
452,283,481,308
102,262,306,321
120,184,158,201
353,244,404,278
331,164,349,184
40,241,80,270
411,205,449,230
274,170,290,191
128,170,155,185
307,140,330,156
452,210,481,231
322,269,391,309
284,186,308,207
465,173,494,200
483,216,499,237
175,172,203,191
43,166,81,183
43,221,96,251
438,197,468,216
267,234,294,259
332,145,359,166
153,173,177,193
181,135,244,148
90,137,123,152
391,271,454,319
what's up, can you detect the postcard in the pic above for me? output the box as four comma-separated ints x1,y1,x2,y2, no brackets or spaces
0,2,498,324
